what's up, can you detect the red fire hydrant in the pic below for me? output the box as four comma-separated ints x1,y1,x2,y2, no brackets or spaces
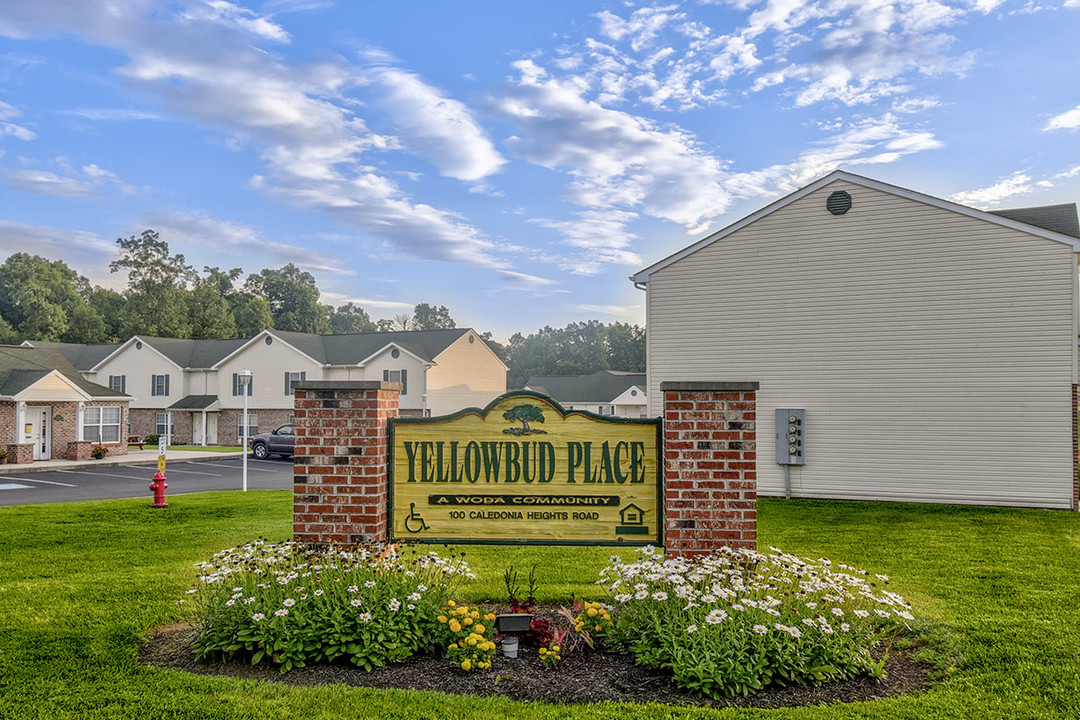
150,470,168,508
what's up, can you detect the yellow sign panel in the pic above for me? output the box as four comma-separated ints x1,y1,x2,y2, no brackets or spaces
390,392,660,545
157,455,166,473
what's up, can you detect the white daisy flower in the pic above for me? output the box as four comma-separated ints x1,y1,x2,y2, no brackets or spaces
350,598,362,607
686,624,698,634
282,598,296,607
347,585,359,593
252,613,265,622
274,608,289,617
365,580,377,588
388,598,401,611
651,591,668,601
358,612,372,622
752,625,768,635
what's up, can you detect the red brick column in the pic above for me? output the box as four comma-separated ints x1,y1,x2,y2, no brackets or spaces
661,381,758,556
67,441,92,461
6,444,32,464
293,381,401,545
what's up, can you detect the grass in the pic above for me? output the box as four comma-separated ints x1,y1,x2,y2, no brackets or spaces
1,493,1079,719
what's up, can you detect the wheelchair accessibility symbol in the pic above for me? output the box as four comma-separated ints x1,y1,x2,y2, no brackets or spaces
404,503,430,534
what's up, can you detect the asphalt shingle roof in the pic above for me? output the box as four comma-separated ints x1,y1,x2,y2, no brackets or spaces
0,345,126,398
168,395,219,410
523,370,647,404
990,203,1080,239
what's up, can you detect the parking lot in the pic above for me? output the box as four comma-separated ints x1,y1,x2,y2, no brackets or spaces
0,457,293,506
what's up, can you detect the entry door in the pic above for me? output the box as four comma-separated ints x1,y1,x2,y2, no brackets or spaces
30,407,51,461
193,415,203,446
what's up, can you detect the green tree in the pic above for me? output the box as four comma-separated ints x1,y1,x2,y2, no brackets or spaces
230,295,273,337
244,264,328,333
110,230,195,338
188,268,237,339
87,287,127,342
411,302,456,330
328,302,376,334
0,253,107,342
502,404,546,435
0,314,17,344
504,320,645,388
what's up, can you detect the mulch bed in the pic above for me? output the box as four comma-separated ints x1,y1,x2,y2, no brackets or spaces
138,617,931,709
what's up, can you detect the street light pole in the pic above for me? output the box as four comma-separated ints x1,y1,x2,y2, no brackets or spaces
238,369,252,493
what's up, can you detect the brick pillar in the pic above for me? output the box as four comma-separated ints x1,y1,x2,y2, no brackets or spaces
6,444,32,464
293,381,401,545
661,381,758,556
67,441,92,461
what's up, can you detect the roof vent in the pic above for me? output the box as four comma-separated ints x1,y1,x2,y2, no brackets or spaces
827,190,852,215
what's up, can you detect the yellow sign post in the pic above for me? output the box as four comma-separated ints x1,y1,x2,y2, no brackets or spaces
390,392,661,545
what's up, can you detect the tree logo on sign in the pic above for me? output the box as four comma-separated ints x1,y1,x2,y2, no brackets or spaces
502,404,548,436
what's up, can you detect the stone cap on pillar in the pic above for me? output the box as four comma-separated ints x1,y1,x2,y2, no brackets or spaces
293,380,403,393
660,381,759,392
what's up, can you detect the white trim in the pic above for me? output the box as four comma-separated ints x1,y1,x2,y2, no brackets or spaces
211,329,325,370
630,170,1080,284
10,370,93,401
88,335,183,372
356,342,433,368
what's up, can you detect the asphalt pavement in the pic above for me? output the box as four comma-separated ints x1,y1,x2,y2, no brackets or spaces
0,456,293,506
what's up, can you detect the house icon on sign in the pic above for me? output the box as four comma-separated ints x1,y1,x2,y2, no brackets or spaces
616,503,648,535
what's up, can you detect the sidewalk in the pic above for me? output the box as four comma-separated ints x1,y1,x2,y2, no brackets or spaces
0,447,246,474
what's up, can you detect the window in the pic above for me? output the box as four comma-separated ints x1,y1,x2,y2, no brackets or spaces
232,372,253,396
238,412,258,438
287,413,295,424
155,412,173,437
84,406,121,443
383,368,408,395
108,375,126,393
284,371,306,395
151,374,170,397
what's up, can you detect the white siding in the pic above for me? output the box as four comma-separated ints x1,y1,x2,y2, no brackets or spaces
364,348,428,412
646,180,1078,509
91,343,181,409
217,341,323,411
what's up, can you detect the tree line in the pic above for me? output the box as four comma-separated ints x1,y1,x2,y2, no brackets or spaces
0,229,644,387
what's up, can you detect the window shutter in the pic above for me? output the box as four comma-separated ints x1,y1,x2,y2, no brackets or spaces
232,373,238,396
401,369,407,395
300,371,306,382
151,376,156,396
285,371,290,395
248,377,253,396
121,376,126,394
165,375,170,396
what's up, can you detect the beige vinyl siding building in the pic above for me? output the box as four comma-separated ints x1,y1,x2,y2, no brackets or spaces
27,328,506,445
633,171,1080,510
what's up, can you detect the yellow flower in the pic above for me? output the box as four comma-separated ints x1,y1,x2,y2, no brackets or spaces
552,645,561,652
587,608,598,617
461,659,471,671
485,613,496,621
470,611,479,619
449,619,461,633
467,636,478,646
474,624,485,634
538,647,547,655
449,643,458,649
437,615,447,623
448,600,456,607
575,623,584,632
595,624,602,631
463,617,473,626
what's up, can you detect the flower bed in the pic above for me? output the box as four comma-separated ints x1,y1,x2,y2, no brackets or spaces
186,542,915,700
602,546,915,698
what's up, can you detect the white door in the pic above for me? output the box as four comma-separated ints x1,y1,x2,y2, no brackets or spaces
206,413,219,445
193,414,204,446
30,406,51,461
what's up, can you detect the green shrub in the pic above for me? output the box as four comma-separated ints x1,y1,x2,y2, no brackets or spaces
189,541,474,671
602,545,915,699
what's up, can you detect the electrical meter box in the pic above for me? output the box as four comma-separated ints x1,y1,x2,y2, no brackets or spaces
775,409,805,465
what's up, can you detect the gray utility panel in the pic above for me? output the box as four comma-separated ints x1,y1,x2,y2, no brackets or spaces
775,409,805,465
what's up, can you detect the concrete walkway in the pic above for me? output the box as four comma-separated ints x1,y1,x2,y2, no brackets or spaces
0,448,246,475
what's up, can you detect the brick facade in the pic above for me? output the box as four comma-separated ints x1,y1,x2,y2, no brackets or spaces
661,382,758,556
293,381,401,545
0,400,128,463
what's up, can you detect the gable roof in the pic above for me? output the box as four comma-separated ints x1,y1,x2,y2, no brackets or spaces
524,370,647,404
0,345,127,398
990,204,1080,239
631,170,1080,284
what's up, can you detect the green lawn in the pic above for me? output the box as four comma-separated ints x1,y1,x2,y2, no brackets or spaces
1,492,1078,719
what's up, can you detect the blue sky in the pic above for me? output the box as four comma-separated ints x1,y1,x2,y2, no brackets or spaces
0,1,1078,339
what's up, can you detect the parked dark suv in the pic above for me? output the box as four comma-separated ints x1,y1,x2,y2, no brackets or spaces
250,424,294,459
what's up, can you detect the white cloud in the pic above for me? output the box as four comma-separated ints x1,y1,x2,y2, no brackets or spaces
494,60,733,239
6,168,96,197
574,303,642,316
1046,104,1080,131
497,270,558,288
0,100,35,141
67,108,164,121
950,171,1033,208
319,291,414,310
0,0,515,274
142,210,353,275
363,56,505,182
0,220,117,278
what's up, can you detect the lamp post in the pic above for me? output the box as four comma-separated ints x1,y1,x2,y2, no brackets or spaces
238,369,252,493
